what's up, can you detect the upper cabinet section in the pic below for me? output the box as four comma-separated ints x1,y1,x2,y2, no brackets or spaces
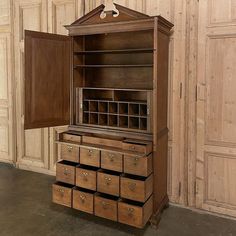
65,4,173,36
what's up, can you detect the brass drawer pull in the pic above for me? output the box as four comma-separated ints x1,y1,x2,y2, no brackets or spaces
81,172,89,181
64,168,69,175
109,154,114,161
130,145,136,150
80,195,86,203
133,157,139,165
101,201,109,209
127,207,134,216
88,149,93,156
104,177,112,185
128,183,136,191
57,188,65,196
57,188,65,193
67,146,73,152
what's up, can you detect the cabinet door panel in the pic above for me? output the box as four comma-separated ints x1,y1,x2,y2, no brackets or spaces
25,30,71,129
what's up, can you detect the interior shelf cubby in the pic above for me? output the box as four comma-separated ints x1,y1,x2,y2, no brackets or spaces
76,88,152,132
119,103,128,115
109,115,118,127
109,102,118,114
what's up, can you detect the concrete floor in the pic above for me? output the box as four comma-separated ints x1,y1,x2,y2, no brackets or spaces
0,163,236,236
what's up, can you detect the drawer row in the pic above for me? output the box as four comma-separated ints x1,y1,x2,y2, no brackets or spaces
53,182,153,229
61,144,153,177
57,161,153,202
61,132,152,155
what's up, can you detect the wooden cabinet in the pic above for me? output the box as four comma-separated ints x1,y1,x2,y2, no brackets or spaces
25,3,173,229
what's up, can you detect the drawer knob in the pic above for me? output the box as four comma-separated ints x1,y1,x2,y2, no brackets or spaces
128,183,136,191
67,146,73,152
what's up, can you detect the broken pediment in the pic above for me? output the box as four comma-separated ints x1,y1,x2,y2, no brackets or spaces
69,3,150,26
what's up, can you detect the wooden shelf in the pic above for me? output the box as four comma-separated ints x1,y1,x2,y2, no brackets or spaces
74,48,154,54
74,64,153,68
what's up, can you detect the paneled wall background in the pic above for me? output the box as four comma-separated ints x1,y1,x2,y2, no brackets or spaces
0,0,236,218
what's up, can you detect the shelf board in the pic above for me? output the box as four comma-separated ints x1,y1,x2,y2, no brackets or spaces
74,64,153,68
81,87,152,92
74,48,154,54
84,98,147,105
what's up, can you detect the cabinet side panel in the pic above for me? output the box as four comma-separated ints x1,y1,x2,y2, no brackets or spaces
153,27,170,212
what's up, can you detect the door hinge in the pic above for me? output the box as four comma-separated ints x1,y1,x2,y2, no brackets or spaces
196,83,206,101
180,82,183,99
178,182,182,196
195,85,198,101
194,181,197,195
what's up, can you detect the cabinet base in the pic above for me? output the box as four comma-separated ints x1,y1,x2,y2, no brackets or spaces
149,195,169,229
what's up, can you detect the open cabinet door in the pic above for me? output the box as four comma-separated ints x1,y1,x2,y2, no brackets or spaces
24,30,71,129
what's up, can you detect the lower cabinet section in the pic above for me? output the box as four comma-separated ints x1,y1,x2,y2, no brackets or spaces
118,195,153,228
52,182,73,207
53,132,156,228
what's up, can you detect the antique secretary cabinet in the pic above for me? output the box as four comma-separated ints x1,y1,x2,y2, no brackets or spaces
24,3,173,229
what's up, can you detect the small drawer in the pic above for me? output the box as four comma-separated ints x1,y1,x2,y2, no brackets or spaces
101,151,123,172
61,144,79,163
97,170,120,197
80,147,100,167
122,139,152,155
73,187,94,214
52,182,73,207
62,133,81,143
82,135,123,149
76,165,97,191
124,153,152,177
118,195,153,228
94,193,118,221
120,174,153,202
56,161,77,185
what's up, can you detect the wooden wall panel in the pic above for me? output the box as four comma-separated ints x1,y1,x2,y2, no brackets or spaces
206,37,236,146
209,0,236,25
0,0,14,164
14,0,50,173
205,153,236,208
196,0,236,217
48,0,76,34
